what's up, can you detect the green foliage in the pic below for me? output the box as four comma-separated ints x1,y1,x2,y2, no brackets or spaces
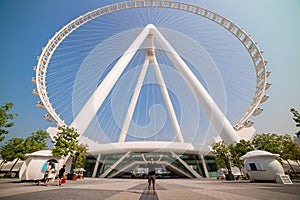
24,129,49,153
0,103,17,143
51,126,89,169
74,144,88,168
213,140,254,171
212,132,300,173
52,126,80,157
0,130,49,162
252,133,281,154
0,138,26,161
51,125,89,171
289,143,300,163
290,108,300,138
229,140,255,171
252,133,300,168
212,141,230,168
279,134,300,161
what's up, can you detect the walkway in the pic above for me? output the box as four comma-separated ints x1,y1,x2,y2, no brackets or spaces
0,178,299,200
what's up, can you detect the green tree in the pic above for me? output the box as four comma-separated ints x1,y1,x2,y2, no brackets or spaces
252,133,281,154
0,138,25,176
0,103,17,143
24,129,49,153
0,138,26,161
212,141,235,179
279,134,300,173
212,141,230,168
290,108,300,138
52,126,88,171
52,126,80,157
229,139,255,174
0,130,49,176
252,133,300,172
74,143,88,168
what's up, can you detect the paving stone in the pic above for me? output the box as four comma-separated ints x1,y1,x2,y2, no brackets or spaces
0,178,299,200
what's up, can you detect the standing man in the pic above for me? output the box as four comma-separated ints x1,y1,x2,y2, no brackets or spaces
57,165,66,186
142,154,162,195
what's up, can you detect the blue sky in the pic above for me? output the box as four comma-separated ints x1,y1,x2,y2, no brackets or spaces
0,0,299,144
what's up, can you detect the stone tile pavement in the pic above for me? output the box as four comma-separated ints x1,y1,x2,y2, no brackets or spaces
0,178,299,200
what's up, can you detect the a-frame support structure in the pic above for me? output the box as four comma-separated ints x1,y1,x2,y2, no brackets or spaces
70,24,240,145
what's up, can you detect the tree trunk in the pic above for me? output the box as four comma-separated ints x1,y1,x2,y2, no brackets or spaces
0,160,6,170
238,167,243,176
286,159,295,173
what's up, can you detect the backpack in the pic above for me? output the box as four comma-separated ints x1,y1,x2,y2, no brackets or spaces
41,162,49,172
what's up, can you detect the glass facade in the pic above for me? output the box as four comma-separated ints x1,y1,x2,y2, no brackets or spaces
83,152,219,178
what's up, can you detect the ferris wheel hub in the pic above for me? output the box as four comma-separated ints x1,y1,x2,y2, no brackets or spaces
146,23,155,28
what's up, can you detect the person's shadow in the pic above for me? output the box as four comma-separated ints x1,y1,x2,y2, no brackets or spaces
139,190,159,200
138,185,161,200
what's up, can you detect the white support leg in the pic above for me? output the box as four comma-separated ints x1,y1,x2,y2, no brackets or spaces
151,26,240,144
200,153,210,178
118,58,150,142
70,26,150,136
100,151,131,178
171,151,202,178
92,153,101,178
152,56,184,142
70,23,239,145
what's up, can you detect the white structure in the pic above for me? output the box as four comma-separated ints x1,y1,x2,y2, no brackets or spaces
32,1,270,178
19,150,71,181
240,150,292,184
0,159,24,177
70,24,239,145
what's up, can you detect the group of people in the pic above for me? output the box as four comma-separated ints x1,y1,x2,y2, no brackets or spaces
37,154,161,195
38,162,66,186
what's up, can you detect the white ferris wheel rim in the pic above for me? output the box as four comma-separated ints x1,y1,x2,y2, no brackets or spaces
35,0,268,130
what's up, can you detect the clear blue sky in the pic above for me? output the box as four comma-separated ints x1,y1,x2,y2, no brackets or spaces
0,0,299,143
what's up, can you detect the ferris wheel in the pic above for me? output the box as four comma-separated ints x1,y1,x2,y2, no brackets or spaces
32,1,270,146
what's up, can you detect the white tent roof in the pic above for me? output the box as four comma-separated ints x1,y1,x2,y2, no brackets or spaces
240,150,279,160
25,150,53,157
0,159,24,171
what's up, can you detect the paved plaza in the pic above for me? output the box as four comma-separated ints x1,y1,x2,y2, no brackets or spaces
0,178,299,200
